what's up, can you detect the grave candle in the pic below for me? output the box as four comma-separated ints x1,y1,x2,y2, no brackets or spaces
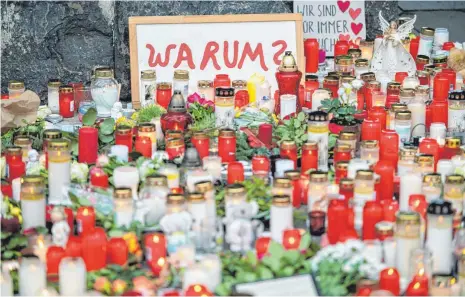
339,178,354,206
166,138,185,160
195,181,216,228
90,167,109,188
113,188,134,228
282,229,301,250
375,221,394,241
380,130,399,169
135,136,152,158
76,206,96,235
6,146,25,181
255,236,271,259
46,246,66,275
144,233,167,275
78,126,98,164
21,175,46,230
202,156,221,183
304,75,320,109
59,257,86,296
360,140,379,165
47,139,71,205
200,254,222,292
419,138,440,170
379,268,400,296
138,123,157,155
191,132,209,160
304,38,319,73
280,140,297,168
307,171,328,211
14,136,31,161
19,257,46,296
327,199,348,244
218,129,236,163
307,111,329,170
251,155,270,173
285,170,302,208
65,236,82,258
361,118,381,141
81,227,107,271
363,201,384,240
59,86,75,118
395,211,421,277
113,166,140,200
270,195,293,243
156,82,172,109
422,173,442,202
400,171,422,211
333,144,352,164
107,237,128,266
437,159,454,182
335,40,349,56
301,141,318,174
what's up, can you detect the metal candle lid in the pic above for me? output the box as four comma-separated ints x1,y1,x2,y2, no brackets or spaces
198,80,213,88
415,85,430,95
421,27,435,37
423,173,442,185
22,175,44,185
445,174,464,184
115,125,132,135
396,211,421,224
355,59,369,67
336,161,349,171
138,123,156,132
173,69,189,80
361,140,378,148
216,87,234,97
47,139,69,150
181,148,202,168
449,91,465,101
167,193,185,205
145,174,168,187
47,79,61,88
356,170,374,180
6,146,22,156
309,171,328,182
59,86,74,93
272,195,291,206
273,177,292,188
400,88,415,97
225,183,246,195
387,82,402,90
339,178,354,189
157,82,172,90
427,200,453,215
339,131,356,140
168,90,186,112
43,129,62,140
279,51,298,72
445,137,461,148
284,170,300,181
187,192,205,203
95,68,114,78
141,70,156,80
195,181,213,193
395,110,411,120
114,187,132,199
308,111,328,122
8,80,25,89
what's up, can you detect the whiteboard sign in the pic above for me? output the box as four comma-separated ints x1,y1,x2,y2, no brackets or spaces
294,0,366,56
129,14,304,109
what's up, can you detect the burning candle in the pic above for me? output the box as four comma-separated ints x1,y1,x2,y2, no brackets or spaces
107,237,128,266
19,257,46,296
282,229,301,250
251,155,270,173
113,187,134,228
334,40,349,56
379,268,400,296
115,125,133,152
47,139,71,205
138,123,157,155
361,118,381,141
156,82,172,109
360,140,379,165
32,234,51,263
191,132,209,160
304,75,320,109
284,170,302,208
166,138,185,160
90,166,109,188
373,160,394,201
14,136,31,161
339,178,354,205
46,246,66,275
144,233,167,275
307,171,328,211
395,211,421,277
6,146,25,182
78,126,98,164
218,129,236,163
280,140,297,168
380,130,399,169
410,37,420,59
270,195,293,243
375,221,394,241
255,236,271,259
327,199,348,244
21,175,46,230
258,123,273,147
333,144,352,164
307,111,329,170
59,257,86,296
443,174,464,222
81,227,107,271
362,201,384,240
419,138,439,170
76,206,96,235
301,141,318,174
227,162,244,184
113,166,140,200
135,136,152,158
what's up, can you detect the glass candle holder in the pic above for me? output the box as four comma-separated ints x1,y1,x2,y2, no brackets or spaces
323,76,339,99
448,91,465,131
47,80,61,113
333,144,352,164
224,184,246,219
270,195,293,243
140,70,157,107
395,110,412,147
360,140,379,164
197,80,214,102
156,82,172,109
272,177,293,198
337,131,357,156
47,139,71,205
138,123,157,155
307,171,328,212
414,154,435,175
372,90,386,107
355,59,369,79
21,175,46,230
8,80,25,99
399,88,415,104
335,161,349,184
173,69,189,99
14,136,32,162
365,81,381,110
375,221,394,241
113,188,134,228
360,40,374,60
311,88,331,111
396,211,422,277
280,140,297,169
215,88,235,128
307,111,329,170
409,248,433,282
301,141,318,174
353,170,375,230
422,173,442,202
444,174,464,222
218,129,236,163
335,55,354,75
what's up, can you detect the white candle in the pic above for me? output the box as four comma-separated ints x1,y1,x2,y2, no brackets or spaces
110,145,129,163
19,257,46,296
1,271,13,297
363,240,383,263
275,159,294,178
437,159,454,183
183,263,210,290
159,164,180,189
426,201,454,274
59,257,86,296
311,89,331,111
451,155,465,173
113,166,140,200
430,122,447,146
12,177,21,202
408,99,426,137
347,159,370,179
399,172,422,211
114,188,134,228
150,117,164,142
176,244,196,268
37,287,59,296
403,77,420,89
280,94,297,119
186,169,212,193
21,192,46,230
33,235,51,263
200,254,222,292
187,196,208,233
270,197,293,243
48,158,71,205
195,181,216,231
382,238,396,266
395,212,421,277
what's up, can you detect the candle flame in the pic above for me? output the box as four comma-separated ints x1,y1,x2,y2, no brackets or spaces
289,237,295,244
153,235,159,243
83,208,89,216
438,216,444,223
388,268,394,275
413,282,421,289
194,285,202,293
157,257,165,266
418,268,424,276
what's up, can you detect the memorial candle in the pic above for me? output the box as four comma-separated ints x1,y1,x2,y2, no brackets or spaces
380,130,399,168
405,280,428,296
81,227,107,271
6,146,25,181
46,246,66,275
361,118,381,141
373,160,394,202
59,257,86,296
227,162,244,184
138,123,157,155
304,75,320,109
135,136,152,158
258,123,273,146
301,141,318,174
113,187,134,228
255,236,271,259
19,257,46,296
304,38,319,73
368,107,387,130
339,178,354,206
334,40,349,56
395,211,421,277
282,229,301,250
251,155,270,173
218,129,236,163
14,135,31,161
90,167,109,188
327,199,348,244
360,140,379,164
280,141,297,169
76,206,96,235
65,236,82,257
333,144,352,164
434,74,450,101
166,138,185,160
144,233,167,275
285,170,302,208
419,138,439,170
270,195,293,243
362,201,384,240
379,268,400,296
21,175,46,230
107,237,128,266
191,132,209,160
381,199,399,222
115,125,133,152
47,139,71,205
78,126,98,164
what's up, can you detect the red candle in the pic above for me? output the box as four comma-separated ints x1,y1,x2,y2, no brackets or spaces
135,136,152,158
90,167,109,188
362,201,383,240
7,156,25,182
171,187,184,194
251,155,270,173
258,123,273,146
433,74,450,101
280,141,297,168
410,37,420,59
282,229,301,250
368,107,387,130
327,199,348,244
380,130,399,168
82,227,107,272
76,206,96,235
381,199,399,222
214,74,231,88
191,132,209,160
115,125,133,152
1,180,12,198
335,161,349,184
419,138,440,170
166,138,185,160
365,81,381,110
78,126,98,164
218,129,236,163
395,72,408,84
409,194,427,219
46,246,66,275
59,86,75,118
442,68,456,90
156,83,172,109
333,145,352,164
235,90,249,108
107,237,128,266
405,280,428,296
361,118,381,141
65,236,82,257
339,178,354,206
373,160,394,202
184,285,213,297
144,233,167,276
300,174,310,205
334,40,349,56
285,170,301,208
69,82,84,109
255,236,271,259
430,100,448,127
443,42,455,51
304,38,319,73
301,142,318,174
304,76,320,109
379,268,400,296
227,162,244,184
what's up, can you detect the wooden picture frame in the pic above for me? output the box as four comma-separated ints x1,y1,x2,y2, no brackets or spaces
128,13,304,109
